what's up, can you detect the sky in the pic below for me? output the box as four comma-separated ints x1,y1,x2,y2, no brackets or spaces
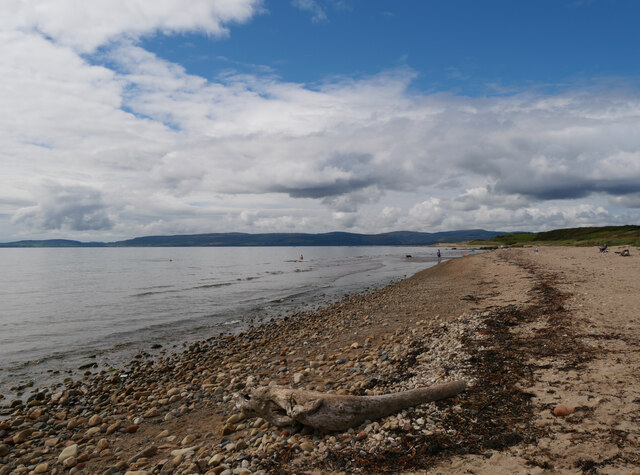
1,0,640,242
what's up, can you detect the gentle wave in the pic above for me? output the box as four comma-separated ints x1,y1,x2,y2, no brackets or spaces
194,282,233,289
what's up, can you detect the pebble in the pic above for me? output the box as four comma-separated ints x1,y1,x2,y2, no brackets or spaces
106,421,121,435
44,437,59,447
0,272,485,474
12,429,33,443
88,414,102,426
300,441,316,452
33,462,48,473
170,446,198,457
553,405,574,417
57,444,78,464
144,408,160,418
63,455,78,468
226,413,245,424
97,438,109,450
209,453,225,466
130,444,158,462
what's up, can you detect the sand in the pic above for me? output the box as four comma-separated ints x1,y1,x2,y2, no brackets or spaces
433,246,640,474
1,245,639,474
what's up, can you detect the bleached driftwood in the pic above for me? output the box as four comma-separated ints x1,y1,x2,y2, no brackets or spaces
234,381,466,431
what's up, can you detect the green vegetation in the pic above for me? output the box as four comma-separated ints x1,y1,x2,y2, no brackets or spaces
471,225,640,247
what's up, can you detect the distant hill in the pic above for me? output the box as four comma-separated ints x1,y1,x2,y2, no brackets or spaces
0,229,505,247
471,225,640,247
0,239,106,248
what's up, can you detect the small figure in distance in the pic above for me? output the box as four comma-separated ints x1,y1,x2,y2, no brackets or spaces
599,244,608,253
535,247,539,254
300,254,303,261
437,249,441,263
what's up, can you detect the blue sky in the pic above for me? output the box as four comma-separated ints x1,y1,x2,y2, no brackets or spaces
141,1,640,94
1,0,640,241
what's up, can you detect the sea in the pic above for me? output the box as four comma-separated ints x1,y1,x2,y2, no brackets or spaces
0,246,480,398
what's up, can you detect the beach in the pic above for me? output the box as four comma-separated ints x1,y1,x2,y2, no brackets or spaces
1,246,639,474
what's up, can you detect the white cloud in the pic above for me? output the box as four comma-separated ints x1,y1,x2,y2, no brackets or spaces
1,0,262,52
1,1,640,241
292,0,328,23
13,182,114,231
408,198,445,228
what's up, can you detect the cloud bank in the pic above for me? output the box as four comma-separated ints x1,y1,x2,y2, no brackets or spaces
0,1,639,240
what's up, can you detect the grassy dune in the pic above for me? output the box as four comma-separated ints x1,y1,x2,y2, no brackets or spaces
470,225,640,247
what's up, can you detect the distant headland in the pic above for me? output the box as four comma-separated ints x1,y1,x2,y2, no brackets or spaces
0,229,505,247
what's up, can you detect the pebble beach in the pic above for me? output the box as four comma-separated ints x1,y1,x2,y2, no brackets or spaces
1,247,639,474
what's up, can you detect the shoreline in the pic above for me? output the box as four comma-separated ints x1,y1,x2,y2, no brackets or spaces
1,247,459,400
1,247,639,473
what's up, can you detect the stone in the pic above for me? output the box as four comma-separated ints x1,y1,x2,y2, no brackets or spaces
208,453,225,466
293,372,304,384
97,438,109,450
129,445,157,463
44,437,59,447
34,462,49,473
85,426,101,437
144,408,160,418
553,405,574,417
0,444,8,456
125,425,139,433
106,421,121,435
181,434,197,445
58,444,78,464
63,455,78,468
226,413,245,424
300,441,316,452
89,414,103,426
170,446,198,457
12,429,33,443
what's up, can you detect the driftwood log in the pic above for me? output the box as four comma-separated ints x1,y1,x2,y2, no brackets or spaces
234,380,466,431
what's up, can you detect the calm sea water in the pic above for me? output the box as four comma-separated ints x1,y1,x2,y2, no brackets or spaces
0,246,476,397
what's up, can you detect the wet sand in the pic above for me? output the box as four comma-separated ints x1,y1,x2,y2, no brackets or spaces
1,246,639,474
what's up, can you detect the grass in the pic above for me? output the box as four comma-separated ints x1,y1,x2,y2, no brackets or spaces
469,225,640,247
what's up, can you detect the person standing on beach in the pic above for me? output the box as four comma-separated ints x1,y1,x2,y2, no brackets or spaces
437,249,441,263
